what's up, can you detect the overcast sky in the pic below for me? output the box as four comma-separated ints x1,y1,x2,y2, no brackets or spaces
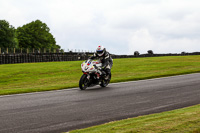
1,0,200,54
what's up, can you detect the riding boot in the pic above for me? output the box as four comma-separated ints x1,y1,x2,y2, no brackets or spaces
101,70,106,77
104,68,111,80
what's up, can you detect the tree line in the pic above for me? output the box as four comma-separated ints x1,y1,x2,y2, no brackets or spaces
0,19,61,52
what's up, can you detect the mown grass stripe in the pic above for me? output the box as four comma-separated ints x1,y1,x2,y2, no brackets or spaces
0,55,200,95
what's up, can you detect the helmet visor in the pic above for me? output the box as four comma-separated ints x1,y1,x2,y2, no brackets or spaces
97,50,103,54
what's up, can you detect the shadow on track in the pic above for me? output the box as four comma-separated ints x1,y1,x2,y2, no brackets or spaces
80,86,112,91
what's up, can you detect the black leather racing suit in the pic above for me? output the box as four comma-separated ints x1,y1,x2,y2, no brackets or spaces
89,51,113,76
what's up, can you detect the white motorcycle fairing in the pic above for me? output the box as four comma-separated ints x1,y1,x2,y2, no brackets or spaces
79,60,111,90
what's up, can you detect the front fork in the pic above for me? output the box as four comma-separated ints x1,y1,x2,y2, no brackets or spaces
86,74,90,80
83,72,90,80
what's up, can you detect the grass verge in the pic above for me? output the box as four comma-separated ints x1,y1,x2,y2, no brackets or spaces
0,55,200,95
69,104,200,133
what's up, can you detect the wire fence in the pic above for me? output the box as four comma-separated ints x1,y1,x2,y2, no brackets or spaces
0,47,95,64
0,53,93,64
0,47,95,54
0,47,61,54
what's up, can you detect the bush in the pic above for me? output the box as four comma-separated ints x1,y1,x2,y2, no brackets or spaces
134,51,140,56
181,52,186,55
148,50,154,55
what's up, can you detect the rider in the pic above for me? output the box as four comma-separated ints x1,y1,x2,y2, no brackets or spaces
89,45,113,78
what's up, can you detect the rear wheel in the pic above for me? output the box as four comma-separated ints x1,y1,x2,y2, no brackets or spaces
100,73,111,87
79,74,89,90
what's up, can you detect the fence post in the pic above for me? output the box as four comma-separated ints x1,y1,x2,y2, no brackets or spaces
14,48,15,54
6,48,8,54
49,48,51,53
0,48,1,54
39,48,40,53
27,48,29,54
44,48,46,53
33,48,35,53
21,48,22,54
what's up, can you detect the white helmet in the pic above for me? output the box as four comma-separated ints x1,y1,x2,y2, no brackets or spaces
96,45,106,56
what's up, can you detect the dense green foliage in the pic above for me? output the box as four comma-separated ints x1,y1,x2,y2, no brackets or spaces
0,55,200,95
0,19,60,50
70,104,200,133
16,20,60,49
0,20,17,48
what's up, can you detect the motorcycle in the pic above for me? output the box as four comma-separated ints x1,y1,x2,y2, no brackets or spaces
79,59,111,90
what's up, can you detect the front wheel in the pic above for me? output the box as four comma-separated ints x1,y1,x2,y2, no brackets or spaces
79,74,89,90
100,73,111,87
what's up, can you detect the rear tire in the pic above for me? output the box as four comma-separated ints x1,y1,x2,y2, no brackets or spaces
79,74,89,90
100,73,111,87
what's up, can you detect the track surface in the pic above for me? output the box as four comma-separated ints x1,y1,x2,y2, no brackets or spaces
0,73,200,133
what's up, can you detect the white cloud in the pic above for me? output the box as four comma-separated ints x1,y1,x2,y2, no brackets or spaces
128,29,155,54
1,0,200,54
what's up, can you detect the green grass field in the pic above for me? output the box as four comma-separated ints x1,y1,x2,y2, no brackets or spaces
0,55,200,95
1,55,200,132
69,104,200,133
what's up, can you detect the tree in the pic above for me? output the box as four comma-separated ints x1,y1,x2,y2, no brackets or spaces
0,20,17,48
16,20,60,49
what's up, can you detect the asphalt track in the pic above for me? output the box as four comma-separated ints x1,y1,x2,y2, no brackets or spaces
0,73,200,133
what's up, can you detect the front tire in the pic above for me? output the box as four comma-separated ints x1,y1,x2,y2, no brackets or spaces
79,74,89,90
